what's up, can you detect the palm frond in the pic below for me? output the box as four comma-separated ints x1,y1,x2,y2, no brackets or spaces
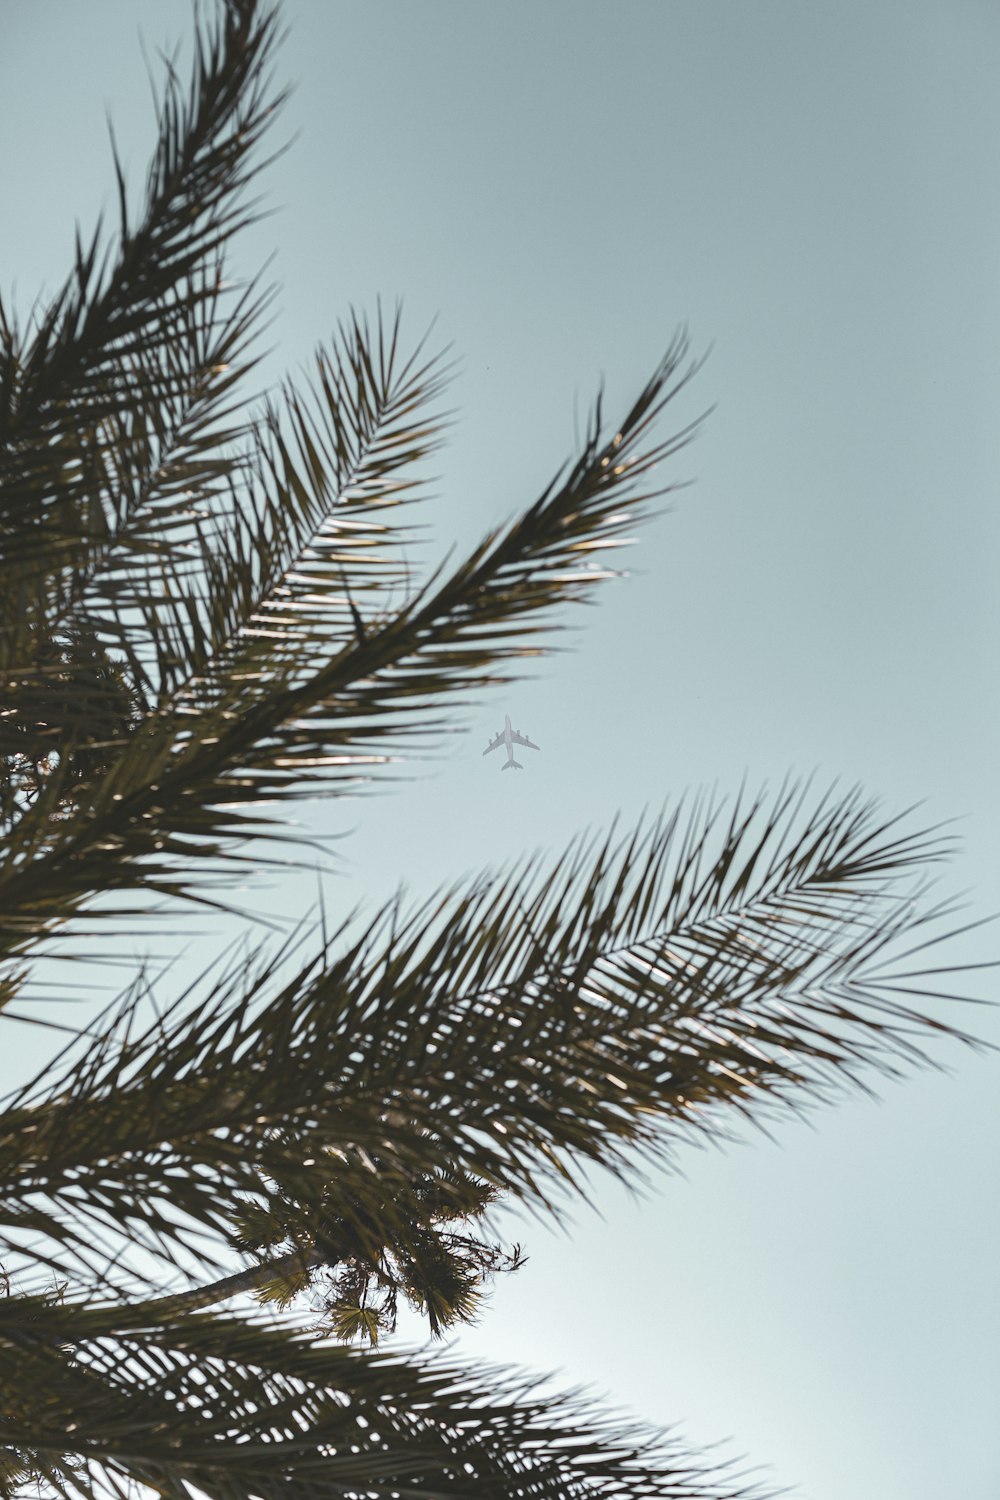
0,301,452,843
0,0,285,861
0,1297,775,1500
0,259,272,833
66,266,273,681
0,784,984,1297
0,335,704,964
156,300,456,698
0,0,283,560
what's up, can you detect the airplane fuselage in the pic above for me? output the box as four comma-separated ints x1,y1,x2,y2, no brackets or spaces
483,712,539,771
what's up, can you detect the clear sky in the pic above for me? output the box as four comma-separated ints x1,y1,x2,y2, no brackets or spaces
1,2,998,1497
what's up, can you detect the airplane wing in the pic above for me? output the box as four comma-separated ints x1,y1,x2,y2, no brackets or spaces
483,730,506,756
510,729,539,751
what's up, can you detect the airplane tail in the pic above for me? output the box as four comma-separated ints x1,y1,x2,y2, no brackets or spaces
502,759,523,771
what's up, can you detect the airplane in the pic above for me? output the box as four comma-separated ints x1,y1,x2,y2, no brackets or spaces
483,714,540,771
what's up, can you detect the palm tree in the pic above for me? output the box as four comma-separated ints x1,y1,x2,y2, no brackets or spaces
0,1,988,1496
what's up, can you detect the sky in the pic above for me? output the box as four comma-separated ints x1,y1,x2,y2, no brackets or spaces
1,2,999,1497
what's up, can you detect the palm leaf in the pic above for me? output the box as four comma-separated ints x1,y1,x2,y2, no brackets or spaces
156,300,456,698
0,260,270,813
66,267,273,682
0,334,704,967
0,0,283,564
0,784,984,1299
0,0,284,859
0,1296,774,1500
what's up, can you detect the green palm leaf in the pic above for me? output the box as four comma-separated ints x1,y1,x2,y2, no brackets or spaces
0,0,282,566
0,1297,774,1500
158,301,455,696
0,0,284,875
0,331,703,969
0,784,982,1300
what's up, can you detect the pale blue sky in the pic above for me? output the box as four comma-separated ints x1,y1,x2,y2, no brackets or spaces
1,3,998,1497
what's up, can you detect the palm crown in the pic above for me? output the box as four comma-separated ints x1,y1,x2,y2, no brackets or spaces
0,2,988,1497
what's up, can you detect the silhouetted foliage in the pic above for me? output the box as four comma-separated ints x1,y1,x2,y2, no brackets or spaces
0,2,987,1497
